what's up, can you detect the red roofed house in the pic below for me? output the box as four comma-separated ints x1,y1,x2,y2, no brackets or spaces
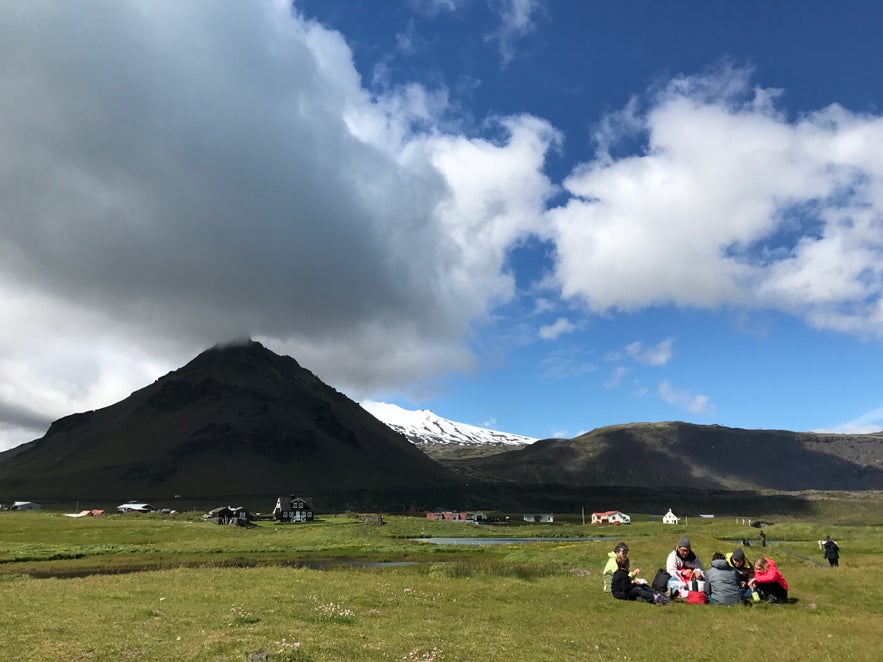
591,510,631,525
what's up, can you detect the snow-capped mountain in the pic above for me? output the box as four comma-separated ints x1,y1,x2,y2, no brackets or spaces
361,401,536,448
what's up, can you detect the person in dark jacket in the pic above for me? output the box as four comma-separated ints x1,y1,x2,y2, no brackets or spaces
726,547,755,600
705,552,744,605
822,536,840,567
611,558,668,605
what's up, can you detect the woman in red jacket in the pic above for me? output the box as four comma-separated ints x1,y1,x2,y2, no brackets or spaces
749,557,789,604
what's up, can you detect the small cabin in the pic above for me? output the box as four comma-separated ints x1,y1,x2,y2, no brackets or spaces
205,506,252,525
662,508,680,524
273,495,314,523
426,511,468,521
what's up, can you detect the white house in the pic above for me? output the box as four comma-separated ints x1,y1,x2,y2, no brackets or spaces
591,510,631,525
662,508,680,524
608,511,631,525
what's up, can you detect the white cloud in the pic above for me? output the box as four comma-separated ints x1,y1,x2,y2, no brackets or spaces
485,0,542,66
0,1,559,449
814,406,883,434
626,339,674,366
546,67,883,337
540,349,598,380
605,339,674,366
538,317,576,340
658,380,712,414
603,366,628,389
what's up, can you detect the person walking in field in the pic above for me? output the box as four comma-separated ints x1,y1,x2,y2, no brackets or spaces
822,536,840,567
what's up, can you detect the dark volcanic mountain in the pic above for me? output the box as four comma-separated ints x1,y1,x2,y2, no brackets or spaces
0,341,460,501
442,421,883,491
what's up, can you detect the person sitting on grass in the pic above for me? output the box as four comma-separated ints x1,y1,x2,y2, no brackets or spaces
603,542,637,592
665,535,704,597
704,552,744,605
749,557,789,604
611,557,668,605
726,547,756,601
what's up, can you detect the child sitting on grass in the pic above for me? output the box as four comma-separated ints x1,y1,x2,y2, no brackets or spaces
611,557,669,605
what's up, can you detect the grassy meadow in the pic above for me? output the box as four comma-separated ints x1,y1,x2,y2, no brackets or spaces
1,501,882,661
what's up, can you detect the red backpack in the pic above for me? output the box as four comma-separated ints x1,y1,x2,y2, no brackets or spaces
686,577,708,604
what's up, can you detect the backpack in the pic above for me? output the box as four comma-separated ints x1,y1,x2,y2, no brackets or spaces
651,569,671,593
686,577,708,604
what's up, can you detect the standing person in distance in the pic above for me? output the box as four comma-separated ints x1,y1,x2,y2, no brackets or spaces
822,535,840,567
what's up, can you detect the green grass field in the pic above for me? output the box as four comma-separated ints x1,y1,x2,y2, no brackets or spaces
1,503,882,661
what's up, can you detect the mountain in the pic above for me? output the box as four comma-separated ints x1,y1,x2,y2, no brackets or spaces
360,401,536,448
443,421,883,491
0,341,461,503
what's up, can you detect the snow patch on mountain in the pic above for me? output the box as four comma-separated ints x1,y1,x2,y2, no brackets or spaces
361,401,536,447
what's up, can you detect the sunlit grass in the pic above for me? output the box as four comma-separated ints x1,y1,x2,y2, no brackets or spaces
0,503,881,661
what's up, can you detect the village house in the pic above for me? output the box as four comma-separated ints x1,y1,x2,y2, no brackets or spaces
426,511,469,521
591,510,631,525
523,513,554,523
662,508,680,524
205,505,252,525
273,495,314,522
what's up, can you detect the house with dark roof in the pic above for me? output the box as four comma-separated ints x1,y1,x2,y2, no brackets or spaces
273,495,314,522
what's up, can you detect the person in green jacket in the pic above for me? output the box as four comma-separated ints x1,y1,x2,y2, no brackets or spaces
603,542,640,591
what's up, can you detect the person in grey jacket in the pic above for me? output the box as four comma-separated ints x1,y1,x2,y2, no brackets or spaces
704,552,744,605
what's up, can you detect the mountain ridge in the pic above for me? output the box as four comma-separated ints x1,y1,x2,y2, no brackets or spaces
0,341,461,501
441,420,883,491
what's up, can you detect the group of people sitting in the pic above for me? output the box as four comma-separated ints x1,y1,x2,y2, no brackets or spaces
603,535,790,606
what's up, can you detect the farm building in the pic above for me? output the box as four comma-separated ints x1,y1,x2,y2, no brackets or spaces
10,501,41,511
426,511,469,521
273,496,314,522
523,513,554,523
591,510,631,525
662,508,680,524
205,506,252,525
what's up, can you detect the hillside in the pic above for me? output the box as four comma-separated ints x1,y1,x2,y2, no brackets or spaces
441,421,883,491
0,341,461,502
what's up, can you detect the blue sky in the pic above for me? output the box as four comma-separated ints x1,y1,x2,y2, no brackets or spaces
1,1,883,449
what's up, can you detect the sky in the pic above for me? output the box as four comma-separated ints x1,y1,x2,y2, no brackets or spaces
2,0,883,450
